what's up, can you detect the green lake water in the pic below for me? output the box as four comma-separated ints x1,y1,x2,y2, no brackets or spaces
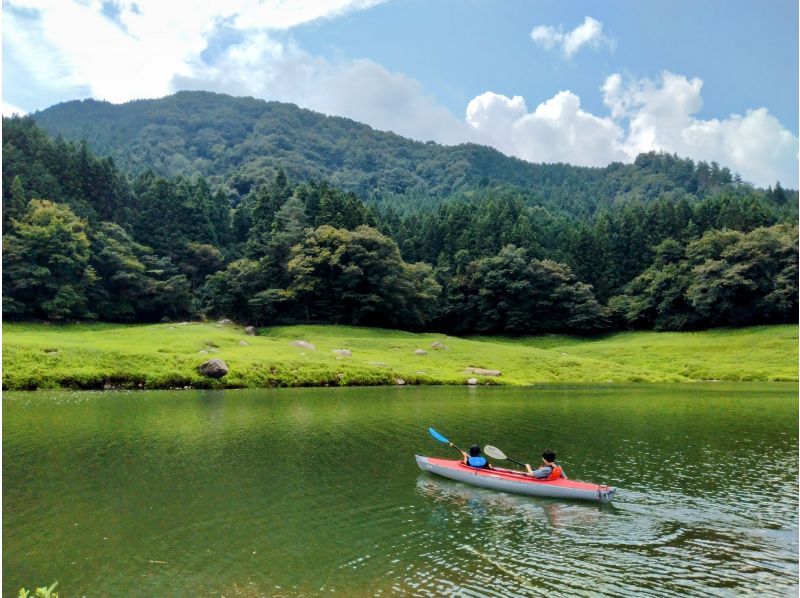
3,384,798,596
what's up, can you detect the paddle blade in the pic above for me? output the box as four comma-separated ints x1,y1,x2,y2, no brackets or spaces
428,427,450,444
483,445,507,460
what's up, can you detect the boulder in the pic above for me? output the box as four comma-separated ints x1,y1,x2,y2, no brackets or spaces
431,342,448,350
414,349,427,355
465,367,501,376
239,341,249,346
467,378,478,385
291,340,316,351
333,349,352,357
199,358,229,379
395,378,406,385
216,319,234,327
244,326,257,336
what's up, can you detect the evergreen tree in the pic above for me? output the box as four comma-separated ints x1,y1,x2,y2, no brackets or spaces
4,175,28,230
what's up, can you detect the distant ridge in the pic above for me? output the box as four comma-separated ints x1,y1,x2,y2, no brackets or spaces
32,91,759,214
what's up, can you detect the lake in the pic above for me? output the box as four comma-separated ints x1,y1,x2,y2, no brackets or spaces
3,384,797,596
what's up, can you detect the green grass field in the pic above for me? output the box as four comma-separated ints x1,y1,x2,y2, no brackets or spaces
2,322,797,390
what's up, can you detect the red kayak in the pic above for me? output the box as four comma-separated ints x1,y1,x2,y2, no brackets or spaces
416,455,616,503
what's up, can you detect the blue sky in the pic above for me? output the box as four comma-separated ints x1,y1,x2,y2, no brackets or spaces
294,0,798,132
3,0,798,187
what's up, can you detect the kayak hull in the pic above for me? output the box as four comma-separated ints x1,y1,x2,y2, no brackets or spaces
416,455,616,503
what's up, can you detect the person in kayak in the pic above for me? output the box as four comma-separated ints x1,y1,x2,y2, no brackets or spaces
461,445,491,469
525,449,567,479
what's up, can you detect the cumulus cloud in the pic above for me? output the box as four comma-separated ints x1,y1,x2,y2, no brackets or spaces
3,0,388,106
602,71,799,187
462,71,798,187
466,91,626,166
531,16,615,59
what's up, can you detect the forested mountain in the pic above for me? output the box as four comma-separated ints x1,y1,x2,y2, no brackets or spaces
31,91,790,219
3,95,798,333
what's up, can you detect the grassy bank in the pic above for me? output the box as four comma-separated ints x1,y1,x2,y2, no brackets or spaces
2,322,797,390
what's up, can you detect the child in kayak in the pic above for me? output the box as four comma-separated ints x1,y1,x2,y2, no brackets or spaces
461,445,492,469
525,449,567,479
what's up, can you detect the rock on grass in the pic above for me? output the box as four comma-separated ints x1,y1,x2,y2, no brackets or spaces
199,358,229,378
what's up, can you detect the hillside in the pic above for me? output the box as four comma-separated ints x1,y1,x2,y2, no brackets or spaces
31,91,767,216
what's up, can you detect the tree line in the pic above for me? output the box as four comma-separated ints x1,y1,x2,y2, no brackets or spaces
3,115,797,332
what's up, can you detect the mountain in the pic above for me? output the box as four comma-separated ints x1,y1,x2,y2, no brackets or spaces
32,91,754,216
6,95,796,330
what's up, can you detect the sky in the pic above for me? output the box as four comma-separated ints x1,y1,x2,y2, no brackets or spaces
3,0,798,187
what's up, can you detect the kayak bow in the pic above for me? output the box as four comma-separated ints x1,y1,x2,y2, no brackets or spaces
416,455,616,504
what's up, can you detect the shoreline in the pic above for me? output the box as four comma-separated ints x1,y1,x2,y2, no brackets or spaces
3,322,797,391
6,380,797,394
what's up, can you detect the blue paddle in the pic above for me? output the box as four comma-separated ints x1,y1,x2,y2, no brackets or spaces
428,427,467,456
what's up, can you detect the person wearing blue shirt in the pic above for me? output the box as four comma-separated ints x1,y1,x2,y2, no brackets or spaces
461,445,491,469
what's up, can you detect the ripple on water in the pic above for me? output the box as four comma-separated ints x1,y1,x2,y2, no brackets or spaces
3,385,797,597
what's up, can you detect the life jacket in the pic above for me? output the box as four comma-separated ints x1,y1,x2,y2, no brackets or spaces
467,455,488,468
543,463,563,480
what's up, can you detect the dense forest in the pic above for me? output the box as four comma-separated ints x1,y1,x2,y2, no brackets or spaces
34,91,786,217
3,93,798,333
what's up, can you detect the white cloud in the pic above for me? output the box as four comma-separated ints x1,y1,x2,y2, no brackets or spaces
531,17,615,59
2,101,28,116
175,33,468,144
466,90,626,166
461,72,798,186
602,71,799,187
3,0,388,105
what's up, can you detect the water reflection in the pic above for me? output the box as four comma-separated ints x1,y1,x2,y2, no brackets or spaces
415,474,611,529
3,384,797,597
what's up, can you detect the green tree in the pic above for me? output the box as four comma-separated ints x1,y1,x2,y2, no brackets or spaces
457,245,607,334
687,225,798,326
199,258,273,323
246,170,293,257
287,225,439,327
264,194,309,287
88,221,150,321
3,200,95,319
315,187,374,230
609,239,697,330
4,175,28,230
